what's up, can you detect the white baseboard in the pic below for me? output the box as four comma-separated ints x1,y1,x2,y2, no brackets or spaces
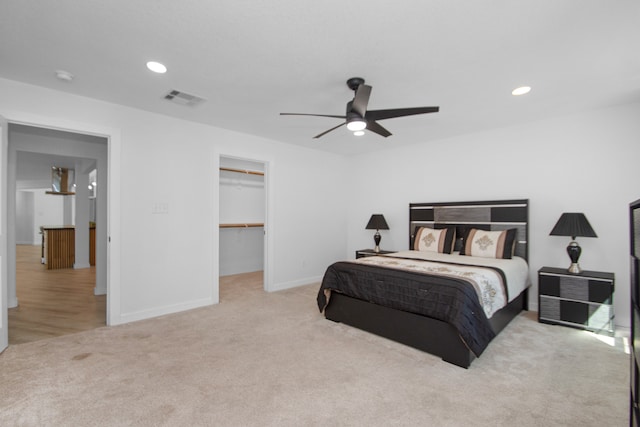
269,275,322,292
113,297,215,326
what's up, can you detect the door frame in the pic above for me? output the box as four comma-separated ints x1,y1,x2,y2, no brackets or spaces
1,116,8,352
0,112,122,338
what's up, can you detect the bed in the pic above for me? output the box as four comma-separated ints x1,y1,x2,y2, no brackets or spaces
317,199,530,368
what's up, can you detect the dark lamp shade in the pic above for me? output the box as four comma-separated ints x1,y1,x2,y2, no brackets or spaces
549,213,597,239
365,214,389,230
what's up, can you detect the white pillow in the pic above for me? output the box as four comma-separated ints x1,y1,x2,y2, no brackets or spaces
461,228,517,259
414,227,455,254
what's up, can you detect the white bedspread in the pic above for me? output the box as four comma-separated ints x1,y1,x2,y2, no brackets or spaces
355,250,530,318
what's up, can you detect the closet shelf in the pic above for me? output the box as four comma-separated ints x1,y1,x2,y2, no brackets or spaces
219,167,264,176
219,223,264,228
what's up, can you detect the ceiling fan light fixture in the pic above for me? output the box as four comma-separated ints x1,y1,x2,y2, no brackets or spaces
346,119,367,132
280,77,439,139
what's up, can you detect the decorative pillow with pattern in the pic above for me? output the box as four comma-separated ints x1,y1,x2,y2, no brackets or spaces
413,227,455,254
460,228,517,259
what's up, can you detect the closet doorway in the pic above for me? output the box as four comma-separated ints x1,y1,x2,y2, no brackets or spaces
218,156,267,300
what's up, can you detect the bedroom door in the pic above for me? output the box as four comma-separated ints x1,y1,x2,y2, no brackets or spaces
0,116,8,352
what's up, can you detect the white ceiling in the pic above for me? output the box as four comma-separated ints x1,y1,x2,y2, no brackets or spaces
1,1,639,156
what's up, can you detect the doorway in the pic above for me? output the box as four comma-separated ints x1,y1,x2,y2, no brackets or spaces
7,124,108,344
218,156,268,300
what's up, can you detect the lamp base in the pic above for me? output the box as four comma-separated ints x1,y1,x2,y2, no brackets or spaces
373,231,381,253
566,240,582,274
567,263,582,274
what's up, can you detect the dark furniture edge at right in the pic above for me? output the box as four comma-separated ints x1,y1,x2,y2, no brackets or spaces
630,199,640,426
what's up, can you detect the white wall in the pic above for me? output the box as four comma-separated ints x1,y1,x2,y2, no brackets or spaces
16,190,77,245
15,190,35,244
347,101,640,328
32,191,64,243
0,77,348,324
219,227,264,276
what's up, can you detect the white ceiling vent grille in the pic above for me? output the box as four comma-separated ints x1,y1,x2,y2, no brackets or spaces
164,89,206,107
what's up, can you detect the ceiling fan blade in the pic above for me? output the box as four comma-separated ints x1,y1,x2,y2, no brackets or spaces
366,106,439,121
280,113,346,119
351,84,372,117
313,122,346,139
366,120,392,138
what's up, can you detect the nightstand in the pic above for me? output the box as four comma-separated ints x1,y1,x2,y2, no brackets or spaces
538,266,614,334
355,249,396,259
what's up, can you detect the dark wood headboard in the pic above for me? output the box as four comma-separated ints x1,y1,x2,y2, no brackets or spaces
409,199,529,260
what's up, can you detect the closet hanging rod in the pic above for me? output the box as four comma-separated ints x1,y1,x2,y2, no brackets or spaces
219,223,264,228
219,167,264,176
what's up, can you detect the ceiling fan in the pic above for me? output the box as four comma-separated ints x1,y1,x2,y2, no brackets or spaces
280,77,439,139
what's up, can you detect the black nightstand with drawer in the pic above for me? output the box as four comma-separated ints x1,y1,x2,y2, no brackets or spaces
538,266,614,334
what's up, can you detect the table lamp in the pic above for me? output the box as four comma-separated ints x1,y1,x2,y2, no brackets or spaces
549,212,597,274
366,214,389,253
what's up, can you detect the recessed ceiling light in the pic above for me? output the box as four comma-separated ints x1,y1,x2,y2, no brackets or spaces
353,131,365,136
55,70,74,82
146,61,167,74
512,86,531,96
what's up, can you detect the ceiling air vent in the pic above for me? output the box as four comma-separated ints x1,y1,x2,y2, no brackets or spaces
164,89,206,107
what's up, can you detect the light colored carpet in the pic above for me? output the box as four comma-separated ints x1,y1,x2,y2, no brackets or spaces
0,276,629,426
